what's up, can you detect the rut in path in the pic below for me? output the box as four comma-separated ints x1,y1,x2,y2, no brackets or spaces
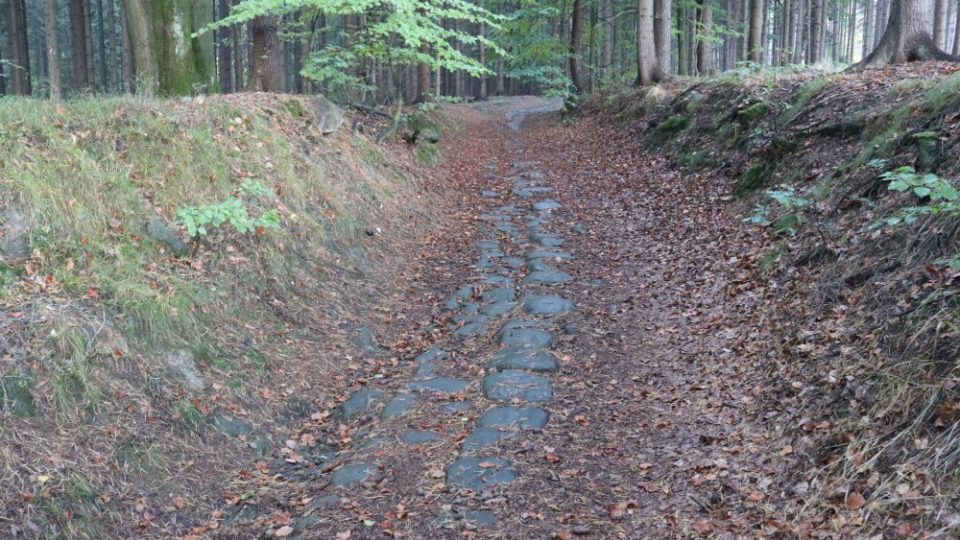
220,97,775,539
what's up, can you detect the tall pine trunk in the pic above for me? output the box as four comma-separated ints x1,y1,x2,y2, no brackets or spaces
46,0,61,101
696,0,713,74
748,0,763,63
8,0,32,95
636,0,658,85
654,0,672,77
858,0,957,67
570,0,585,92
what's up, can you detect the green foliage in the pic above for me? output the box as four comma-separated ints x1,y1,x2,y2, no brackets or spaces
205,0,502,95
176,181,281,239
744,186,812,235
873,167,960,228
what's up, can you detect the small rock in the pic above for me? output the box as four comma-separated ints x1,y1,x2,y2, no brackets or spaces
330,463,378,487
338,388,384,419
309,95,344,134
163,350,206,390
482,371,553,402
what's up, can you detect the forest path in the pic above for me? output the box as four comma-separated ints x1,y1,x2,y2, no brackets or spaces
216,97,778,539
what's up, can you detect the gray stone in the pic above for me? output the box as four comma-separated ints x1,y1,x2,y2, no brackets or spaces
482,287,516,304
482,276,514,286
526,249,572,261
477,406,549,430
489,348,559,373
460,428,514,454
248,438,271,456
309,494,341,510
338,389,384,419
527,259,557,272
414,360,439,379
465,510,497,527
480,302,517,317
382,393,415,419
416,347,447,364
499,327,554,348
452,304,480,320
502,256,525,269
524,270,573,285
482,371,553,402
494,222,519,235
0,373,35,418
586,279,605,287
481,248,506,258
533,200,561,211
350,326,382,355
571,222,588,234
330,463,378,487
146,217,188,256
310,95,345,134
407,378,469,395
455,285,476,300
478,240,499,250
446,457,516,492
0,210,32,259
215,414,254,437
163,350,206,390
522,295,574,315
402,431,438,445
512,188,534,198
455,320,488,337
481,190,501,198
530,232,564,247
512,161,539,169
524,186,553,193
475,257,497,271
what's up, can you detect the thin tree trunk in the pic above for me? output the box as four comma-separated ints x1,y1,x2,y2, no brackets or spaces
810,0,822,63
83,0,96,87
108,0,117,92
232,0,243,91
677,3,688,74
46,0,61,101
863,0,875,58
601,0,613,83
416,44,431,102
570,0,585,92
98,0,107,88
954,0,960,55
654,0,672,77
748,0,764,63
217,0,233,93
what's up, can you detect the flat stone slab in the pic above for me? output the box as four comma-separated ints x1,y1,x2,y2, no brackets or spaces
339,389,384,419
489,348,559,373
478,240,499,250
407,378,470,395
523,295,574,315
446,457,517,492
527,249,572,261
462,510,497,526
382,394,415,419
331,463,379,487
475,256,497,271
460,428,514,454
215,414,254,437
477,406,550,430
482,371,553,402
502,256,525,269
455,321,488,337
533,200,561,211
402,431,439,445
524,270,573,285
499,327,554,348
480,302,517,317
527,259,558,272
482,287,516,304
530,232,564,247
483,276,514,286
416,347,447,364
481,190,501,198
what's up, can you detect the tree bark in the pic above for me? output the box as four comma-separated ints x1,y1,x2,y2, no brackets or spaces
107,0,117,91
654,0,672,77
857,0,958,67
120,0,157,95
934,0,948,50
248,15,284,92
217,0,233,93
416,44,431,102
748,0,764,63
695,0,713,74
46,0,61,101
83,0,96,87
636,0,658,85
98,0,108,89
809,0,822,63
7,0,32,95
570,0,585,93
954,0,960,55
69,0,90,89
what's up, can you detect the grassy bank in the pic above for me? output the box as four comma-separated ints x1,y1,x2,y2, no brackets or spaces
0,94,442,536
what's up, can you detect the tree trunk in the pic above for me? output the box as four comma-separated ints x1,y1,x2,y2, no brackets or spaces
120,0,157,95
654,0,672,77
98,0,108,89
248,15,284,92
677,3,688,74
217,0,233,93
809,0,822,63
863,0,875,58
108,0,117,91
570,0,585,93
857,0,958,67
748,0,764,63
7,0,32,95
636,0,658,85
83,0,96,87
601,0,614,83
46,0,61,101
477,23,487,100
416,44,431,102
69,0,90,89
954,0,960,55
696,0,713,74
934,0,948,49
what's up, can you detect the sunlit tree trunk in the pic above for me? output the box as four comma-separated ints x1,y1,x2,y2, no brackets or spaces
654,0,672,76
636,0,658,85
748,0,763,63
